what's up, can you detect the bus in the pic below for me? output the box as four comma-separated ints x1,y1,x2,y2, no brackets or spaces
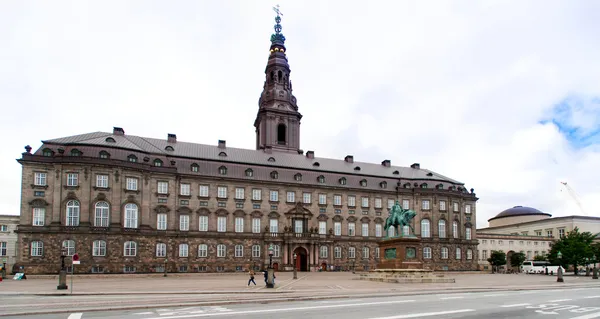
521,260,564,274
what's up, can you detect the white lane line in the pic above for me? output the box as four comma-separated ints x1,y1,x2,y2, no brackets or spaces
368,309,475,319
585,296,600,299
483,294,507,297
440,296,464,300
145,299,416,319
568,312,600,319
501,303,531,308
67,314,83,319
549,299,573,302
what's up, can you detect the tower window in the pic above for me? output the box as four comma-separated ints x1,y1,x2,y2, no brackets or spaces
277,124,286,145
278,70,282,83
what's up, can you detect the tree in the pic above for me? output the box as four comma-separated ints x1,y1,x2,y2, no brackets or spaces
548,227,596,275
487,250,506,273
534,254,547,261
510,252,527,268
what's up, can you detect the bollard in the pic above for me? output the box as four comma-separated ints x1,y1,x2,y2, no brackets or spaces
557,267,564,283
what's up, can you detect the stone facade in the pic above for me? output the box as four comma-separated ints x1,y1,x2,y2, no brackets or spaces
14,13,479,274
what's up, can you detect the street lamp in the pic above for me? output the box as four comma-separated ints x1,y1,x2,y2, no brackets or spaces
57,247,68,290
593,254,598,280
293,253,297,279
163,259,168,277
266,244,275,288
557,251,564,283
268,244,274,268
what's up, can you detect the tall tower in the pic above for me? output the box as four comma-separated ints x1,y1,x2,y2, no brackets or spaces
254,7,302,154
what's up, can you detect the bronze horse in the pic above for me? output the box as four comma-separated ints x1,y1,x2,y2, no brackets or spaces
384,201,417,237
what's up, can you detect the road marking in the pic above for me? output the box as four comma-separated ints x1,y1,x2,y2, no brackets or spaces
67,314,83,319
568,312,600,319
549,299,573,302
440,296,464,300
501,303,531,308
134,312,154,315
275,274,308,291
145,299,416,319
483,293,507,297
584,296,600,299
368,309,475,319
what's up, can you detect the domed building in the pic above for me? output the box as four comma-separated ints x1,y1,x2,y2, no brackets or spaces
487,206,552,228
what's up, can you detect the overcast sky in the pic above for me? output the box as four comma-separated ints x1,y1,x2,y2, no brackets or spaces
1,1,599,228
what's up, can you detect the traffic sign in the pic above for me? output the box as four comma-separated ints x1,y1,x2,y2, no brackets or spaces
72,253,79,262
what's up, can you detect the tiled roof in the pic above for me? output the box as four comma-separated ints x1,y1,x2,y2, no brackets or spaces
43,131,464,184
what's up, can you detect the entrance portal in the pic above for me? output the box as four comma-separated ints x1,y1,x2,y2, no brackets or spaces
294,247,308,271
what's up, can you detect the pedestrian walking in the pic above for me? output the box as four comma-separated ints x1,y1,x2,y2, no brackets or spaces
248,269,256,286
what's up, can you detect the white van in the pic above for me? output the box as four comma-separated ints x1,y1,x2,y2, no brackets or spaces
521,261,564,274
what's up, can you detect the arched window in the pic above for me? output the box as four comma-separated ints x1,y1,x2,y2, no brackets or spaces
420,219,430,238
317,175,325,183
128,155,137,163
360,179,367,187
42,148,54,157
466,249,473,260
294,173,302,181
278,70,283,83
339,177,347,185
387,226,395,237
402,225,410,236
270,171,279,179
179,243,189,257
165,146,174,152
235,244,244,257
218,166,227,175
94,201,109,227
62,240,75,256
423,247,432,259
99,151,110,159
456,247,462,260
66,200,80,226
441,247,449,259
93,240,107,256
124,203,138,228
191,163,199,172
438,220,446,238
156,243,167,257
70,149,81,156
154,159,163,167
105,137,116,143
124,241,137,256
277,124,286,144
380,181,387,189
245,168,253,177
453,221,459,239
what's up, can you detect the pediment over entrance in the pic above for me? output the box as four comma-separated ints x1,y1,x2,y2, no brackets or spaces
284,202,313,218
154,205,171,214
317,214,329,221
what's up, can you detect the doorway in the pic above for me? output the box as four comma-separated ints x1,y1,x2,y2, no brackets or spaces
294,247,308,271
273,263,279,271
321,262,327,271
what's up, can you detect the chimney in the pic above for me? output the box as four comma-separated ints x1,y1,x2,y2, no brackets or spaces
306,151,314,159
218,140,226,149
410,163,420,169
344,155,354,163
381,159,391,167
167,133,177,143
113,127,125,136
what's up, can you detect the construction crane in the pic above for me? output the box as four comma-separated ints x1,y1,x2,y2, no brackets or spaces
560,181,587,216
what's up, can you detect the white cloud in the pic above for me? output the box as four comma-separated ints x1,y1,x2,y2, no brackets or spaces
1,1,599,228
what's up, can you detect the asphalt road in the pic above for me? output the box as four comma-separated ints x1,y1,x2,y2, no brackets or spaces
4,287,600,319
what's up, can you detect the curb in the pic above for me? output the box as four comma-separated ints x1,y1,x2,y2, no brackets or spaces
1,284,599,317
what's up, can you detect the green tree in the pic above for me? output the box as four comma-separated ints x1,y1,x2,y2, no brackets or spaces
533,254,547,261
487,250,506,273
548,227,596,275
510,252,527,268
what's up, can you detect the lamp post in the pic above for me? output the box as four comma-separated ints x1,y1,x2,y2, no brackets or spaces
352,260,356,274
585,258,591,276
293,253,297,279
268,244,274,268
57,247,68,290
593,254,598,280
163,259,168,277
266,244,275,288
557,251,564,283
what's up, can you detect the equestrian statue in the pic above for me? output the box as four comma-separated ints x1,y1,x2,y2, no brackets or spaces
384,200,417,238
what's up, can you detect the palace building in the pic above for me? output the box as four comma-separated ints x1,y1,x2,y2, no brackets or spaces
15,12,479,274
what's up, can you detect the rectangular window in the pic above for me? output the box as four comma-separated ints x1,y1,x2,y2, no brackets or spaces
286,191,295,203
199,215,208,231
157,181,169,194
235,217,244,232
465,204,471,214
375,247,380,259
180,183,190,196
348,223,355,236
96,175,109,188
252,245,261,258
318,194,327,205
453,202,459,212
273,245,280,258
217,186,227,198
32,208,45,226
439,200,446,211
199,185,209,197
422,200,430,210
466,228,472,240
30,241,43,256
179,244,189,257
303,192,311,204
126,178,138,191
0,242,6,256
67,173,78,186
334,195,342,206
269,219,278,233
348,196,356,207
198,244,208,257
93,240,106,257
362,223,369,237
235,187,245,200
320,246,328,258
294,220,303,233
217,216,227,232
388,199,394,209
402,199,409,210
235,245,243,257
375,224,382,237
269,190,279,201
334,222,341,236
252,218,261,233
179,215,189,231
157,214,167,230
361,197,369,208
217,245,226,257
34,172,47,186
319,221,326,234
156,243,166,257
558,228,565,238
363,247,370,259
374,198,382,209
252,189,261,200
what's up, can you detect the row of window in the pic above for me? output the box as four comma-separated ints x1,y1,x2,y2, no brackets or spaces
479,250,548,261
479,239,548,246
32,202,472,239
32,172,472,214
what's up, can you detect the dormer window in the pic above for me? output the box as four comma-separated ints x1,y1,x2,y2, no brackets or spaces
99,151,110,159
270,171,279,179
403,183,411,188
421,183,428,189
354,166,361,171
42,148,54,157
426,172,433,176
268,157,276,162
360,179,367,187
128,155,137,163
218,166,227,175
218,152,227,157
317,175,325,184
165,146,174,152
70,149,81,156
105,137,116,143
245,168,254,177
313,162,320,167
380,181,387,189
393,170,399,175
191,164,199,172
339,177,347,185
154,159,163,167
294,173,302,181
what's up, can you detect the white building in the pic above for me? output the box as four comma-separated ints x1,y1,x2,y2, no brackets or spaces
0,214,19,273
